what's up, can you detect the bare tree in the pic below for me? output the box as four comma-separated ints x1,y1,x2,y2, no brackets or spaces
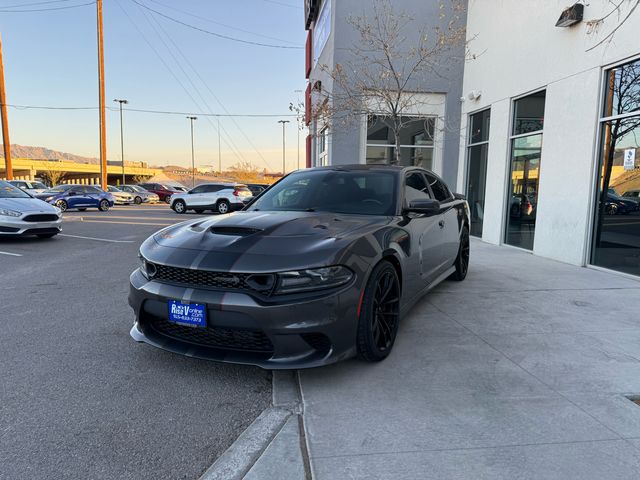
586,0,640,51
39,169,69,187
314,0,466,165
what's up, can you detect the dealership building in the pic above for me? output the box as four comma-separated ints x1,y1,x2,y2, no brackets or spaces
303,0,640,279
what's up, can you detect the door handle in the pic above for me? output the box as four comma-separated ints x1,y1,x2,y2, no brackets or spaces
438,220,445,229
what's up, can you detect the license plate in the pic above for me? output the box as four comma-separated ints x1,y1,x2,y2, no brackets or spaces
168,300,206,328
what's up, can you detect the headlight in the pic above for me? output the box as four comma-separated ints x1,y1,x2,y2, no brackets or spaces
274,266,353,294
0,208,21,217
45,196,54,202
139,255,157,279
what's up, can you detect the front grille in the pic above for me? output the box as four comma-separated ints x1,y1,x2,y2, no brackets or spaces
153,264,274,294
0,226,19,233
23,227,60,235
23,214,59,222
150,317,274,353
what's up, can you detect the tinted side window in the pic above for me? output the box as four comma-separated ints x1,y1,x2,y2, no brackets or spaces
425,173,451,202
204,185,222,193
404,172,431,203
85,186,101,194
190,185,206,194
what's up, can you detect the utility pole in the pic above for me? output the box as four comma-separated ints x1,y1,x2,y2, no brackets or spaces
114,99,128,186
187,116,197,188
278,120,290,176
0,34,12,180
96,0,107,189
217,116,221,175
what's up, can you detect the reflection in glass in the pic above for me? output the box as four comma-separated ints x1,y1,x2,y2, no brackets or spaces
592,118,640,276
366,116,435,167
470,109,491,144
466,109,490,237
604,58,640,118
513,91,546,136
505,134,542,250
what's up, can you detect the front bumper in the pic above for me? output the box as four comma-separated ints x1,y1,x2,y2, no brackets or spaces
0,216,62,236
128,268,359,369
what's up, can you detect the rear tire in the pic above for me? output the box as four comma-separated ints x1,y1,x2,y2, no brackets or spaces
356,260,401,362
165,196,172,204
173,199,187,214
98,199,110,212
449,226,470,281
216,200,230,215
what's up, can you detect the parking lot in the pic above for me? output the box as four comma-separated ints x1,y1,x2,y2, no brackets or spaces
0,205,272,480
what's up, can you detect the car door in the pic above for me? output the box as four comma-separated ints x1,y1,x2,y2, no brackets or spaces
186,185,209,207
83,186,103,208
403,171,442,289
201,185,222,207
425,172,460,270
66,187,88,208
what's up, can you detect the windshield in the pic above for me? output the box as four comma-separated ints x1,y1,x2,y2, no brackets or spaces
0,180,32,199
31,181,47,189
130,185,147,193
108,186,122,192
247,169,398,216
42,185,71,194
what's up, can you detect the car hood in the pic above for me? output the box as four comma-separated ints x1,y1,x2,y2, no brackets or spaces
0,197,59,213
142,210,391,272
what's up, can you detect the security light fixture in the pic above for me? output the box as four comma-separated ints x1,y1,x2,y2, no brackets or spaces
556,2,584,27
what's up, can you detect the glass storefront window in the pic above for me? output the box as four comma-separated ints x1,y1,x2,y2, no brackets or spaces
466,109,490,237
366,116,435,169
592,59,640,276
506,92,546,250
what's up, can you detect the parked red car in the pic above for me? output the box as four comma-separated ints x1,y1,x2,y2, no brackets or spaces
138,183,183,204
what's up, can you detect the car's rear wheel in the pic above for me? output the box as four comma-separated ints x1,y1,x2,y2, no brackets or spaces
450,226,470,281
98,199,110,212
55,200,67,212
356,260,401,362
165,196,172,204
37,233,57,239
173,199,186,214
134,196,142,205
216,200,230,215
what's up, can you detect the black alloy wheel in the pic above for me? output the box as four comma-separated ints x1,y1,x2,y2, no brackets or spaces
357,260,401,362
173,200,187,214
55,200,68,212
450,226,470,281
98,199,110,212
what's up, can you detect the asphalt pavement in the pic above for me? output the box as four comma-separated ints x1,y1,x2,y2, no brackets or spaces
0,205,272,480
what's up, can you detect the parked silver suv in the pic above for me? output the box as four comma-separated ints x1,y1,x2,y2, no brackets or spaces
169,183,253,214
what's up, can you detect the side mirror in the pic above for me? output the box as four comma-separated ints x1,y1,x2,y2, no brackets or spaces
405,199,441,216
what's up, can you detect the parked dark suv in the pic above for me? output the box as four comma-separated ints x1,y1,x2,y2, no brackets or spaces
138,183,183,204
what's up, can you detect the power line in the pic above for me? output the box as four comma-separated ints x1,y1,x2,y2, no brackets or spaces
0,0,80,8
261,0,302,9
0,0,94,12
129,0,302,50
146,0,299,46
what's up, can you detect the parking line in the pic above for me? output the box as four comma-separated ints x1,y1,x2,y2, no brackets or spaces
78,220,174,226
0,251,22,257
59,234,135,243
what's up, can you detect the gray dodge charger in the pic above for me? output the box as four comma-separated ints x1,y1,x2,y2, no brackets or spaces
128,165,470,369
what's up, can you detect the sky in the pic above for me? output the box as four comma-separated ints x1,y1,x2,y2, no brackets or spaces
0,0,306,172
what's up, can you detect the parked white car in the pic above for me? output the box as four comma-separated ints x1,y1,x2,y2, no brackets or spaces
170,183,253,214
8,179,48,195
0,180,62,238
97,185,135,205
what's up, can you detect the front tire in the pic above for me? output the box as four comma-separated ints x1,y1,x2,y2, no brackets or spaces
173,199,187,214
216,200,230,215
450,226,470,281
134,196,142,205
98,199,110,212
55,200,68,212
356,260,401,362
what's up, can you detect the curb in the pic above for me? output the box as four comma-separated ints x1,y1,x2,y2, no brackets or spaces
199,370,309,480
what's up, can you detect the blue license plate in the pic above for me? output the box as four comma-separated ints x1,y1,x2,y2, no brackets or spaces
168,300,206,328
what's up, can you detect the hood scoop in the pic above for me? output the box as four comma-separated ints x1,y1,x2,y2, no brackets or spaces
209,226,262,237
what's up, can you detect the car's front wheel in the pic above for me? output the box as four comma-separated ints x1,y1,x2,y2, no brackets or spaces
356,260,401,362
173,199,187,214
98,199,110,211
449,225,470,281
55,200,68,212
134,196,142,205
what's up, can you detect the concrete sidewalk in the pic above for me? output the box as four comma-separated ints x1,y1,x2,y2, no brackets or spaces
298,240,640,479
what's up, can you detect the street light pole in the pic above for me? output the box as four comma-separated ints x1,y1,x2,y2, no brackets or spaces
187,116,197,188
278,120,290,176
114,99,128,185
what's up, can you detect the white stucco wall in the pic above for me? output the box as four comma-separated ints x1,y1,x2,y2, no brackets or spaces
459,0,640,266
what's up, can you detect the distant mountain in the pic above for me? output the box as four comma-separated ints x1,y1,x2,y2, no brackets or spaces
0,144,99,164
